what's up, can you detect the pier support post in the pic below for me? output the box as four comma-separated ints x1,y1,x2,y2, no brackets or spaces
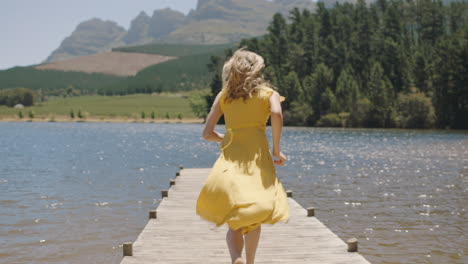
347,238,358,252
307,207,315,217
149,210,157,219
170,179,176,186
161,189,168,198
123,242,133,256
286,190,293,198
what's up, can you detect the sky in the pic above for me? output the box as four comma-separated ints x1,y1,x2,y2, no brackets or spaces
0,0,198,70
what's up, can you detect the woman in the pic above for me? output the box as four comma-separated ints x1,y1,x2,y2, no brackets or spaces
196,48,289,264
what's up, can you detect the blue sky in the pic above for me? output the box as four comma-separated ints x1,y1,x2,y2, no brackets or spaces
0,0,197,70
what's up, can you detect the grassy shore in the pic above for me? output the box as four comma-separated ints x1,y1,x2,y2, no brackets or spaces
0,93,203,123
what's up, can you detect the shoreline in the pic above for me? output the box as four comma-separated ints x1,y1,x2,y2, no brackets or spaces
1,116,467,132
0,116,204,124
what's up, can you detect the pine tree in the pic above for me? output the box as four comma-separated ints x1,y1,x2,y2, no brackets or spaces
433,29,468,128
382,0,402,43
302,15,320,75
320,87,338,115
304,63,334,122
351,0,373,82
289,8,304,44
417,0,445,44
266,13,289,85
368,61,394,127
282,71,303,110
317,3,332,40
336,67,360,112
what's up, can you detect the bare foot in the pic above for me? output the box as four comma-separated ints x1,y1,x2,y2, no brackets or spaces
233,258,245,264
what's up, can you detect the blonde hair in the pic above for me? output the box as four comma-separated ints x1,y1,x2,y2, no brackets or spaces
223,48,267,102
222,57,233,87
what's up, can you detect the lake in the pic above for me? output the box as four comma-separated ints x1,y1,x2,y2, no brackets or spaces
0,123,466,264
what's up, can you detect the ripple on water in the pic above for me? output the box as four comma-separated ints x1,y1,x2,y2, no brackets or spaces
0,124,466,264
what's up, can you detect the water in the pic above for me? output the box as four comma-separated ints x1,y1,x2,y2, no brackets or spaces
0,123,466,264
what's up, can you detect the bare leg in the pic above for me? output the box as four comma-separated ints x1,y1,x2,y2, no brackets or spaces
226,227,245,264
244,225,261,264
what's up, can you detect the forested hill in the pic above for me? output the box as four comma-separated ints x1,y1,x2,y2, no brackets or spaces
209,0,467,129
0,43,234,96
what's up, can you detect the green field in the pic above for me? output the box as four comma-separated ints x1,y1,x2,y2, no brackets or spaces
0,94,196,120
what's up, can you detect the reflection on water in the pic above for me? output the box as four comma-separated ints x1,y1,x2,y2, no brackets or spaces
0,123,466,264
278,128,467,264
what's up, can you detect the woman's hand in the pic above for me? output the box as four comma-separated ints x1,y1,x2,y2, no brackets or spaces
273,151,287,166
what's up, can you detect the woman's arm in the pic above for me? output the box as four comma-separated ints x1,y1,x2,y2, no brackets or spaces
269,91,287,166
202,92,224,142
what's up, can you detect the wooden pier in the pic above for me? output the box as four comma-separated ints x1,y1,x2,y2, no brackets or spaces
120,168,371,264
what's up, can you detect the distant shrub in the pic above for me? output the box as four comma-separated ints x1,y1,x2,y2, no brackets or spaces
177,113,182,120
317,113,342,127
18,110,23,119
141,111,146,119
65,86,81,97
0,88,36,107
189,89,209,119
350,98,373,127
151,111,155,119
70,109,75,119
28,110,34,119
165,112,170,119
283,101,314,126
396,90,435,128
77,109,83,119
338,112,350,127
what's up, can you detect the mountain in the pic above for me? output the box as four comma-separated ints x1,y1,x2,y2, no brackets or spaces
44,0,315,63
123,11,151,44
164,0,315,44
46,18,126,63
148,8,187,39
123,9,186,45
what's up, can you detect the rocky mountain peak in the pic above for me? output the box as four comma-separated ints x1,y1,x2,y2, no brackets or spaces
45,18,126,63
45,0,319,63
124,11,151,44
148,8,186,39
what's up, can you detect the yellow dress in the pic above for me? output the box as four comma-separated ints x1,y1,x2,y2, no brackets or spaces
196,85,289,235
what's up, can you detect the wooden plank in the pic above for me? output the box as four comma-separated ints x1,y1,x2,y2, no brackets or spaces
121,168,371,264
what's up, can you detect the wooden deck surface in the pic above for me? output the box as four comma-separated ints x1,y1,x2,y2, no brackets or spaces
120,168,371,264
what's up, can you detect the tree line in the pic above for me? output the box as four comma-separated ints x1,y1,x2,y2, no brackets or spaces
205,0,467,129
0,88,36,107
